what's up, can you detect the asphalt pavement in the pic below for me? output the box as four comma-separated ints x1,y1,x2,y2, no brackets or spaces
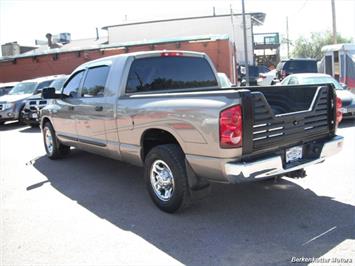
1,120,354,266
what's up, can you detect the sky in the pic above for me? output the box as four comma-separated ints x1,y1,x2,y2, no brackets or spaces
0,0,354,56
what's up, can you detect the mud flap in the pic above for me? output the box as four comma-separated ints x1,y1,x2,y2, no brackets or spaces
185,159,211,200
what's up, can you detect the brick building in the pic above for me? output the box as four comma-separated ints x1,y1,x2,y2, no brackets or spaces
0,35,235,83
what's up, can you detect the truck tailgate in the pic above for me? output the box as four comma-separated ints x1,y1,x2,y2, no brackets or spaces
242,84,336,156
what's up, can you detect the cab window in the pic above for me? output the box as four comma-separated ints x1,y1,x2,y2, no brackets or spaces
126,56,217,93
81,66,109,97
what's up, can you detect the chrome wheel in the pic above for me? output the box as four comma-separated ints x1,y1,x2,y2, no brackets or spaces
44,127,54,155
150,160,175,201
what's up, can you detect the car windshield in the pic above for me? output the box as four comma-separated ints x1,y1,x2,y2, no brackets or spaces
218,73,232,88
8,82,37,95
50,77,67,92
302,76,343,90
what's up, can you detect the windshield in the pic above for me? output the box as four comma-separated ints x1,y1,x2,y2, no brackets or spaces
218,73,232,88
50,77,67,92
9,82,37,95
302,76,343,90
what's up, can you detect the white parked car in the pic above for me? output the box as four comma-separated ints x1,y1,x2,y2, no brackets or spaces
281,73,355,120
257,69,277,86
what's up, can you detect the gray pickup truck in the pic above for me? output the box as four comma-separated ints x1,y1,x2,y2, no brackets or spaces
40,50,344,212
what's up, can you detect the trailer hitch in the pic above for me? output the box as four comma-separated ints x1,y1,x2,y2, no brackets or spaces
285,169,307,179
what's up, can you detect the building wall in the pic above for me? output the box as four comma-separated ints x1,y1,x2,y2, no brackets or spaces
107,15,253,65
0,39,235,83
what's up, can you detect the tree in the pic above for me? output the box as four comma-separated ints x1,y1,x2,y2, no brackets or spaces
292,31,352,60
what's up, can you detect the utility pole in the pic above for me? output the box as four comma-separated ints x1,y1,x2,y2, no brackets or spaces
241,0,249,86
331,0,337,44
286,16,290,58
230,5,237,84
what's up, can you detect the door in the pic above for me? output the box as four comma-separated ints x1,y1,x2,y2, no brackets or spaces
52,70,84,142
75,65,110,152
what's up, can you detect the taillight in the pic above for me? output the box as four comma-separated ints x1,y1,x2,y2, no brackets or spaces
336,96,342,125
161,52,183,57
219,105,243,148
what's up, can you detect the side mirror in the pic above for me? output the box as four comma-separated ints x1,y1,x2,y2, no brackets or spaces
42,87,60,99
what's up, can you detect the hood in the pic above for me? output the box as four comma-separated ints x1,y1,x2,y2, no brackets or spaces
26,93,42,101
0,93,32,103
336,90,355,106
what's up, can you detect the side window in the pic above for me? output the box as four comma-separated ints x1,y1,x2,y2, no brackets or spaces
288,77,298,85
81,66,109,97
126,56,218,93
62,71,84,98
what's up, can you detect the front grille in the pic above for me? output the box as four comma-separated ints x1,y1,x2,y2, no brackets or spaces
251,86,332,151
39,100,47,105
29,101,36,105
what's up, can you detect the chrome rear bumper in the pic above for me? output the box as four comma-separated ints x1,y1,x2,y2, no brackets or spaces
224,136,343,182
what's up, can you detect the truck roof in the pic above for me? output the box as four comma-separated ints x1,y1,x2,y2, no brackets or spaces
74,50,207,71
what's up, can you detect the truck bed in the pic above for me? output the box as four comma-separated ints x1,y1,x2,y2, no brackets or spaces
240,84,336,159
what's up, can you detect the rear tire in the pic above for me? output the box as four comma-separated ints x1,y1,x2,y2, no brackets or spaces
43,122,70,159
144,144,190,213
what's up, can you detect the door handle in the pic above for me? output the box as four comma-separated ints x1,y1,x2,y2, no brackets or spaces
68,106,74,111
95,106,103,111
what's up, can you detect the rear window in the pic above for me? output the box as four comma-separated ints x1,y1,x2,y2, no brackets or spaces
284,60,317,73
126,56,218,93
276,61,285,70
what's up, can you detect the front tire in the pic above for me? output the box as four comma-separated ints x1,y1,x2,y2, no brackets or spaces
144,144,190,213
18,107,26,125
43,122,70,159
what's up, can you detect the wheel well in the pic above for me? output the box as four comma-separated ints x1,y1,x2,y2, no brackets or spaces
41,117,51,128
141,129,181,160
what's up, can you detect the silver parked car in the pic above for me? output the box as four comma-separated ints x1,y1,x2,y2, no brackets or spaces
22,75,68,127
0,75,60,125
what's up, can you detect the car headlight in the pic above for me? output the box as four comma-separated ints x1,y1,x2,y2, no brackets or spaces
3,102,15,110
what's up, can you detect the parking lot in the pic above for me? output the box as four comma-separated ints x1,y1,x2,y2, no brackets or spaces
1,120,354,266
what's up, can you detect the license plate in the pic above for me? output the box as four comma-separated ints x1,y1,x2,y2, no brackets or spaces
31,113,38,118
340,107,347,113
286,146,303,163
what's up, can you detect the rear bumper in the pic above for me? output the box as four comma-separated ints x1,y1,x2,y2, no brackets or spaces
341,104,355,119
186,136,343,184
224,136,343,183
